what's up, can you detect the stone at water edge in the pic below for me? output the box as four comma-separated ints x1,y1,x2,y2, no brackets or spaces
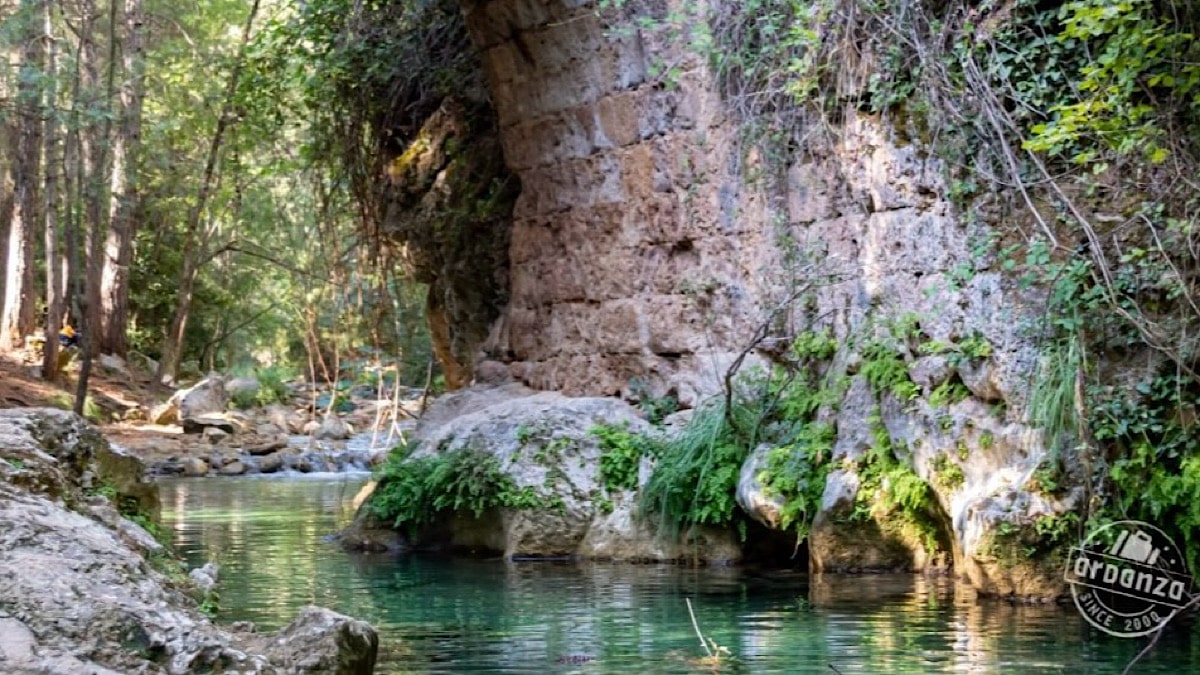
219,460,247,476
263,606,378,675
182,457,210,477
189,562,220,593
0,407,382,674
314,415,353,441
736,444,786,530
357,385,744,563
258,452,284,473
245,436,288,456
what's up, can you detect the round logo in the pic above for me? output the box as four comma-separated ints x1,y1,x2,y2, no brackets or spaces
1065,520,1193,637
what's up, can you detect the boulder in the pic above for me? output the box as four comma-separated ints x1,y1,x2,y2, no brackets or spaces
97,353,130,376
314,415,353,441
204,426,230,442
577,491,741,562
219,460,247,476
189,562,220,593
183,415,236,435
128,350,158,374
258,452,284,474
175,376,230,420
355,386,739,563
182,458,210,477
735,444,786,530
255,422,284,437
262,606,378,675
246,436,288,456
150,399,180,425
265,403,308,434
409,382,535,444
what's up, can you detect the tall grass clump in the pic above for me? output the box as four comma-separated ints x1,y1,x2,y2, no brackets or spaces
641,347,840,542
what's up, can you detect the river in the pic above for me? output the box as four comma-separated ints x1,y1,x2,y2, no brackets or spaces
157,474,1200,673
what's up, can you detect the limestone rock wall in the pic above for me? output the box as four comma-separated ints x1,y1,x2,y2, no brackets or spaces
461,0,770,401
447,0,1074,597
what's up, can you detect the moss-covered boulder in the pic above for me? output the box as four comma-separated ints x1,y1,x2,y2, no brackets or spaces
351,384,741,562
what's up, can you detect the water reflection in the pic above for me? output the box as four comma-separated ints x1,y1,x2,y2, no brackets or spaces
158,476,1200,674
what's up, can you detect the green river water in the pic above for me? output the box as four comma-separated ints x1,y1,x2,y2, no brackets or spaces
157,474,1200,674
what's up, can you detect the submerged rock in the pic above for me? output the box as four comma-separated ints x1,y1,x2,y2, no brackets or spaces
0,408,380,674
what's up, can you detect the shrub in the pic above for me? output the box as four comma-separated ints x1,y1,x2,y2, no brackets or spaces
591,423,657,493
369,447,542,537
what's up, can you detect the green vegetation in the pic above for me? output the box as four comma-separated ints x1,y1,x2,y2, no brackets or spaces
369,447,544,537
919,334,993,366
1094,373,1200,570
760,421,833,537
987,512,1079,565
930,453,964,492
1023,0,1200,165
641,397,750,538
627,379,681,425
642,330,843,541
848,412,944,554
229,364,294,409
928,380,970,409
591,423,656,493
860,337,919,402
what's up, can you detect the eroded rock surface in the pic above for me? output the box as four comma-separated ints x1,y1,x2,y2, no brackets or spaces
349,385,740,563
0,408,379,674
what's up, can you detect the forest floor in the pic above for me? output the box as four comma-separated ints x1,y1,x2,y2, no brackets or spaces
0,350,206,465
0,351,165,417
0,349,412,469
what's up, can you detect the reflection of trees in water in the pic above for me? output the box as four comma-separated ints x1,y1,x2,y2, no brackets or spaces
160,477,374,630
159,478,1185,672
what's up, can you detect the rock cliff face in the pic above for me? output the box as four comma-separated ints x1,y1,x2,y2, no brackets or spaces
461,0,762,400
374,0,1078,599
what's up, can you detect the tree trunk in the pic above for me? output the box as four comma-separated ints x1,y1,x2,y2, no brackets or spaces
0,11,14,312
156,0,260,383
98,0,143,357
1,0,46,353
80,0,106,360
63,12,85,338
41,1,62,381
